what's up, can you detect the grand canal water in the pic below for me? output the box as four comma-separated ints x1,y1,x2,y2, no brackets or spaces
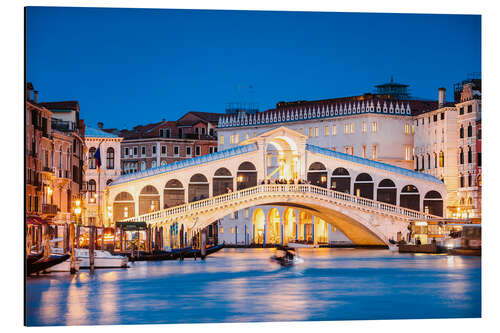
26,248,481,326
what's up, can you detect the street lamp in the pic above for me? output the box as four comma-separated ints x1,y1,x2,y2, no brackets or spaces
74,199,81,224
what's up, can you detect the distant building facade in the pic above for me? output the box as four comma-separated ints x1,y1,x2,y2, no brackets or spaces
84,127,123,227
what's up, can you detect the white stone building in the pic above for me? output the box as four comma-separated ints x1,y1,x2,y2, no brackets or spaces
84,126,123,227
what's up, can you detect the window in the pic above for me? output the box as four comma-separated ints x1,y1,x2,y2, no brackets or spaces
166,128,171,138
405,146,412,161
478,128,481,140
152,160,156,168
141,146,146,156
372,121,377,132
324,126,329,136
415,157,419,171
459,107,464,115
195,146,201,156
362,145,366,158
230,135,234,144
349,146,354,155
174,146,179,156
467,123,472,137
87,179,96,197
467,105,473,113
195,127,199,135
468,173,472,187
427,154,431,169
344,147,349,154
220,135,224,145
186,146,192,156
161,146,166,155
124,147,129,157
362,122,367,133
245,133,249,140
332,125,337,135
219,227,224,234
421,118,424,125
460,175,464,188
309,128,314,137
434,153,438,168
433,114,438,122
230,227,235,234
140,161,146,170
152,145,156,156
235,134,239,143
209,147,214,154
133,147,138,157
460,126,464,138
314,127,319,137
439,151,444,167
245,208,249,219
411,125,415,134
404,124,410,134
106,147,114,169
372,145,377,159
468,146,472,164
459,148,464,165
441,112,445,120
344,124,349,134
88,147,96,169
478,152,482,167
350,123,354,133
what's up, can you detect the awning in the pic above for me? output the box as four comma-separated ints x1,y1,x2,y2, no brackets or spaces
26,216,52,225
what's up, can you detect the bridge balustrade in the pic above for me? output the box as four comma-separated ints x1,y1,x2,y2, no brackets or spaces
119,184,438,225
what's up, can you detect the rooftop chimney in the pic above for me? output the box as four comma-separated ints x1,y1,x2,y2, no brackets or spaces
26,83,33,101
438,87,446,108
98,122,103,129
33,90,39,103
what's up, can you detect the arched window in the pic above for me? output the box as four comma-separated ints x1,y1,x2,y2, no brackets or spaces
459,125,464,138
467,123,472,137
468,197,473,207
87,179,96,197
434,153,437,168
467,146,472,164
439,151,444,167
468,173,472,187
415,156,419,171
427,153,431,169
88,147,96,169
460,174,464,188
106,147,114,169
459,148,464,165
420,155,425,170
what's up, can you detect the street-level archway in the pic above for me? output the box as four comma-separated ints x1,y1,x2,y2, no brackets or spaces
213,168,233,196
189,174,209,202
252,208,265,244
164,179,184,209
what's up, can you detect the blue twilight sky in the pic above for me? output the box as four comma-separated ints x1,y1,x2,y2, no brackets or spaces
26,7,481,130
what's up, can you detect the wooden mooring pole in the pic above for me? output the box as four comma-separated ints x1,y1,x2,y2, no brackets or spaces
89,225,95,272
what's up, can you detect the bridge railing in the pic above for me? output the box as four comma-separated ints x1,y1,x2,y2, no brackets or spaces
120,184,438,224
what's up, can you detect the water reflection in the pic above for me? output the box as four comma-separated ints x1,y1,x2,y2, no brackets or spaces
26,248,481,326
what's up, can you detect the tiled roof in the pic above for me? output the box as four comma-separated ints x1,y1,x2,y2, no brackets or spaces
306,144,443,184
110,143,258,186
39,101,79,110
85,127,120,138
177,111,225,126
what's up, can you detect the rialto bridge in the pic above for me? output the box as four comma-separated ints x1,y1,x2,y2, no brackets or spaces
105,127,446,246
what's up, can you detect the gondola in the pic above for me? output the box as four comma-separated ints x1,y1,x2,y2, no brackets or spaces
181,244,225,259
26,253,43,265
27,254,71,275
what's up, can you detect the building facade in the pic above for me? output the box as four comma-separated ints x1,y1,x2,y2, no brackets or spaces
26,83,86,225
84,126,123,227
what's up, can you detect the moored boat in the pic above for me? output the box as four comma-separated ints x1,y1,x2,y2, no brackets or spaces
74,248,128,268
287,241,319,248
27,254,71,275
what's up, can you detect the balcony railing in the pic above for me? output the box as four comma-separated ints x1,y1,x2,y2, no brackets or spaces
42,204,59,215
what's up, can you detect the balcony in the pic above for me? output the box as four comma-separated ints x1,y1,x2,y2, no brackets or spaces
42,204,59,216
42,166,54,173
51,119,76,132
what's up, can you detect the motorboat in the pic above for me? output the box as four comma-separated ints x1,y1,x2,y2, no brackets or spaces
75,248,128,268
52,247,128,268
46,256,81,272
270,245,304,267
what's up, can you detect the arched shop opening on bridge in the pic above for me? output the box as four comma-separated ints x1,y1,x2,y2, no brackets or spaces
377,179,397,205
139,185,160,215
267,208,281,244
400,185,420,211
213,167,233,196
307,162,327,188
252,208,265,244
424,190,444,217
354,173,374,199
113,192,135,221
331,167,350,193
164,179,184,209
237,162,257,190
189,173,209,202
